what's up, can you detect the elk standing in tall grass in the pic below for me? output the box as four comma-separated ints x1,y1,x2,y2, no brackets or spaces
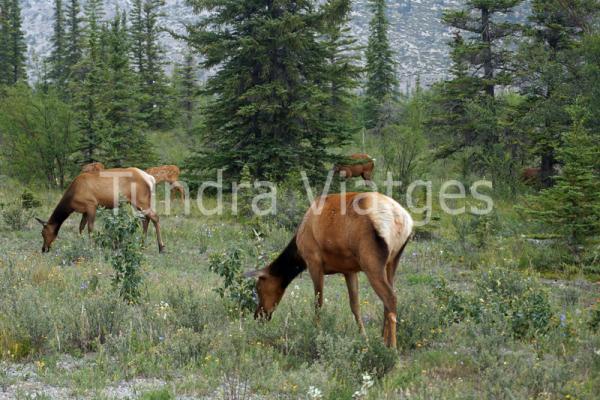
248,192,413,348
36,168,165,253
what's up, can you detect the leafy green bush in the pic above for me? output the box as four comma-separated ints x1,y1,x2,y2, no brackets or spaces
208,248,256,315
95,204,144,303
20,189,41,209
1,203,32,230
432,268,553,339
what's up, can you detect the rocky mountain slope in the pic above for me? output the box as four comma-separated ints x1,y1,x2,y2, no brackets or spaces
22,0,528,89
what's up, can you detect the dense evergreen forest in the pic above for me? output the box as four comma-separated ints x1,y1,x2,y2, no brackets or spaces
0,0,598,263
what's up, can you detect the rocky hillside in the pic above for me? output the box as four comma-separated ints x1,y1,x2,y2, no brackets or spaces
22,0,528,88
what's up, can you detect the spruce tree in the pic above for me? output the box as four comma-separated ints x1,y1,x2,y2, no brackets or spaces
73,0,106,163
364,0,397,129
129,0,173,129
100,11,155,167
0,0,8,85
49,0,67,88
443,0,523,99
525,105,600,258
65,0,82,78
1,0,27,84
173,51,199,134
517,0,600,186
322,1,361,150
183,0,354,183
428,33,481,159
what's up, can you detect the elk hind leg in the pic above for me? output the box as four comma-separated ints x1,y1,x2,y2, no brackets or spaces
142,209,165,253
345,272,366,337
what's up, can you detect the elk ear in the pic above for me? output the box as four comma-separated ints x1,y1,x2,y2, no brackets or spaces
35,217,47,226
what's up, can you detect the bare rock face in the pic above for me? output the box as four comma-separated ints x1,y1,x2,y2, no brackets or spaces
22,0,529,88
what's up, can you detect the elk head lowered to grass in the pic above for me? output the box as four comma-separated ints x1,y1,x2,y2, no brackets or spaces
36,167,165,253
333,153,375,182
247,192,413,348
146,165,186,202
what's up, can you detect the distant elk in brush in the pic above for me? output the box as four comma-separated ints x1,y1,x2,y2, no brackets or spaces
521,167,541,186
146,165,186,202
81,162,105,173
333,154,375,182
36,168,165,253
246,192,413,348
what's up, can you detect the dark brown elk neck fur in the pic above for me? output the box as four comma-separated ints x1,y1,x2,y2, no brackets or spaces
47,191,75,233
267,236,307,289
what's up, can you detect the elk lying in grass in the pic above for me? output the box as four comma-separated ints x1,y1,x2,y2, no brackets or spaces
81,162,105,173
146,165,186,202
248,192,413,348
333,154,375,181
36,168,164,253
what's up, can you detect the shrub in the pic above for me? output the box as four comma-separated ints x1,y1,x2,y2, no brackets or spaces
1,203,32,231
432,268,553,339
20,189,41,209
208,248,256,315
95,204,145,303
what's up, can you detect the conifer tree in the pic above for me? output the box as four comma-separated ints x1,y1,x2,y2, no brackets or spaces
443,0,523,99
517,0,600,186
183,0,354,182
0,0,8,85
130,0,173,129
428,0,524,176
364,0,397,129
322,1,361,149
73,0,106,163
100,11,155,167
428,33,481,159
49,0,67,88
65,0,82,77
0,0,27,84
173,51,199,134
525,105,600,257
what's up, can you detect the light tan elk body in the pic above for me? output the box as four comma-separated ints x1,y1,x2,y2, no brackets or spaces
37,168,164,253
146,165,186,202
250,192,413,348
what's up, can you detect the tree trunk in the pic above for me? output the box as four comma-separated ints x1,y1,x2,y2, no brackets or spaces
540,150,555,188
481,7,494,98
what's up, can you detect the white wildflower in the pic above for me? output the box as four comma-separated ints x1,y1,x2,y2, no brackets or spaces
307,386,323,399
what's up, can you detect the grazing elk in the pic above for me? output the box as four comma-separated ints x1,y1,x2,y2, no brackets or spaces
333,154,375,182
36,168,165,253
248,192,413,348
81,162,105,173
146,165,186,202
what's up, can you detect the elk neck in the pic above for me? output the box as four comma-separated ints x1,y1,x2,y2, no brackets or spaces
267,236,307,289
47,194,74,233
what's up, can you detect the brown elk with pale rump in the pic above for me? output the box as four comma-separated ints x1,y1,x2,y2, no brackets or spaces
81,162,105,173
333,154,375,181
36,168,165,253
248,192,413,348
146,165,186,202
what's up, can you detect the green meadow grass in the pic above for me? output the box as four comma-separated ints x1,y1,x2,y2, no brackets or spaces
0,182,599,399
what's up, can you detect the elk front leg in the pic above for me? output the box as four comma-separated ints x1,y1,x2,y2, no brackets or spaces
79,213,88,234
